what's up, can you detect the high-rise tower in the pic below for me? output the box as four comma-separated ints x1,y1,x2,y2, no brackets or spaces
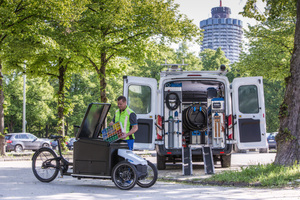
200,0,243,64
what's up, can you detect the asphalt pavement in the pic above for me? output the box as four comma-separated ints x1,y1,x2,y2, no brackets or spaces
1,153,300,200
1,150,277,183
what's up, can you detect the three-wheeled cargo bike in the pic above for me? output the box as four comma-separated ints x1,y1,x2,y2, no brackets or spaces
32,103,158,190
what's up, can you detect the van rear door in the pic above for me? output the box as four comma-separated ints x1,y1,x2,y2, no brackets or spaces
123,76,157,150
231,77,267,149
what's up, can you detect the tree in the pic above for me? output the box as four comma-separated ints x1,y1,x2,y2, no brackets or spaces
17,1,88,136
242,0,300,166
0,0,88,154
127,42,203,85
200,48,230,71
75,0,201,104
263,80,285,132
4,75,56,136
175,42,203,71
234,16,294,81
230,14,292,133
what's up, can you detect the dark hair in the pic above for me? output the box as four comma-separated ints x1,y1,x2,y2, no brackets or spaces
117,96,126,102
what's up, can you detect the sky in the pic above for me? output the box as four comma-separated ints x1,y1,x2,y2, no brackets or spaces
172,0,265,54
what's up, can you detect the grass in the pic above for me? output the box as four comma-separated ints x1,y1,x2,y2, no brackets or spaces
205,163,300,187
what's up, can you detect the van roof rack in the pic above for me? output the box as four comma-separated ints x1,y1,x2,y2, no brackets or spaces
160,62,228,77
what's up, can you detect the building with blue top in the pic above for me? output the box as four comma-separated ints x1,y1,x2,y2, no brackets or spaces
200,1,243,64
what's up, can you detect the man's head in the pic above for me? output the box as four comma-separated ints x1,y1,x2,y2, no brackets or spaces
117,96,127,111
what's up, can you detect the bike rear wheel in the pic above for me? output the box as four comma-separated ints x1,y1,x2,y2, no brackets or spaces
112,161,137,190
32,148,59,182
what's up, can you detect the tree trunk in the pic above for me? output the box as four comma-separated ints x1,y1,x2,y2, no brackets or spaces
275,0,300,166
46,124,49,138
100,53,107,103
8,120,13,133
57,61,67,137
0,62,6,156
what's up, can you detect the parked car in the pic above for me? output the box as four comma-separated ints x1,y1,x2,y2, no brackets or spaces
50,140,58,150
66,138,76,150
267,132,277,150
5,133,51,153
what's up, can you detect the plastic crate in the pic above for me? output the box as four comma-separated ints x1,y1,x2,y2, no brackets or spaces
102,122,124,143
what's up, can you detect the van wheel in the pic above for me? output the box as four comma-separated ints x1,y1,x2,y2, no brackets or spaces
156,154,166,170
221,154,231,168
259,148,269,153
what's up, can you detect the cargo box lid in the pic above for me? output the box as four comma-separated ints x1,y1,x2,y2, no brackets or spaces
76,103,111,140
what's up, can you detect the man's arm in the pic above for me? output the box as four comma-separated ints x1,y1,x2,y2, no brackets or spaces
108,115,115,126
122,124,138,139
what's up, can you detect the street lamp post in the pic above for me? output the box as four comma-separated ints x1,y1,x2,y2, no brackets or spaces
23,65,26,133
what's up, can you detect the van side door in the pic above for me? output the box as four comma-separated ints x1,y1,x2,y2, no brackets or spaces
231,77,268,149
123,76,157,150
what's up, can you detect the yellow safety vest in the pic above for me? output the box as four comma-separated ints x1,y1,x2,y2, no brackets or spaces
115,107,135,140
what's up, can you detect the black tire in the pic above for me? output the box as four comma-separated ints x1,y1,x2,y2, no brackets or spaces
156,154,166,170
259,148,269,153
137,161,158,188
221,154,231,168
15,144,23,153
112,161,137,190
32,148,59,182
42,143,50,148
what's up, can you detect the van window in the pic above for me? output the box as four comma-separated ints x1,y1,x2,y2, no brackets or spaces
128,85,151,114
238,85,259,113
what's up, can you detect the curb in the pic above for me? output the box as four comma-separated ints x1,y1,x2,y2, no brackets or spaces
158,176,263,187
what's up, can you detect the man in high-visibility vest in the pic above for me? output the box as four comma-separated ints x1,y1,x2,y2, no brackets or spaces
109,96,138,150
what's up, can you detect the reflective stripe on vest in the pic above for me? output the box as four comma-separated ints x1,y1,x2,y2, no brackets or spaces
115,107,135,140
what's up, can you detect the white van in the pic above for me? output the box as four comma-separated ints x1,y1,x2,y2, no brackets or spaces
123,64,268,170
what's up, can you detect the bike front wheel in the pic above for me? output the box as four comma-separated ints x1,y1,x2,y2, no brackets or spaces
32,148,59,182
137,161,158,188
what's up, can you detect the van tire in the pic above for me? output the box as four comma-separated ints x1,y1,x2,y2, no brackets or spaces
221,154,231,168
259,148,269,153
156,154,166,170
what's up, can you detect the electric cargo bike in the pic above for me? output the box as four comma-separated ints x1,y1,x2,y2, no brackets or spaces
32,103,158,190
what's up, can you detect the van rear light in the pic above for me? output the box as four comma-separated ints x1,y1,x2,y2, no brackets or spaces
227,114,233,140
187,74,202,76
6,140,12,144
156,115,163,140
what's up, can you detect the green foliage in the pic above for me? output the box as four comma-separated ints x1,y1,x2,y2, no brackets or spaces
233,17,294,81
1,0,202,137
240,0,297,21
207,163,300,187
263,80,285,132
128,42,202,82
200,48,230,71
175,42,202,71
4,74,56,136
